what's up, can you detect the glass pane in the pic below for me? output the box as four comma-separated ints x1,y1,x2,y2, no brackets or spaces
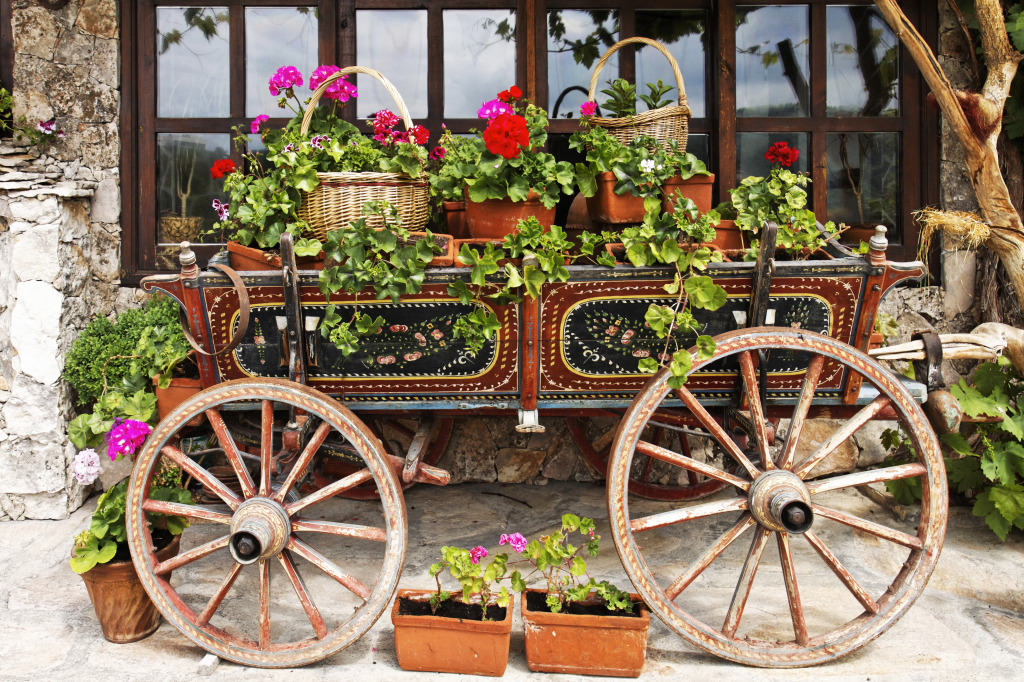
157,7,230,118
827,6,899,116
685,134,710,168
547,10,619,119
357,11,428,119
736,6,809,117
635,10,707,118
157,133,231,245
827,132,899,235
737,132,809,179
246,7,318,118
444,10,517,118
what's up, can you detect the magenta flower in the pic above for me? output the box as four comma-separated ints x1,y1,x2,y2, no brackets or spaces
499,532,527,553
268,65,303,96
104,418,152,461
250,114,269,134
477,99,513,120
310,65,357,102
72,448,100,485
310,134,331,150
580,101,597,117
409,124,430,145
211,198,229,221
37,119,56,134
469,546,487,564
429,146,446,161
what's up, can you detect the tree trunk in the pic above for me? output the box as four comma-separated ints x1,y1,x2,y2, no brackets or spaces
874,0,1024,308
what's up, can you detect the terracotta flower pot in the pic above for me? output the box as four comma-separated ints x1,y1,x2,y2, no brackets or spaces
391,589,513,676
226,240,327,271
660,173,715,216
78,535,180,643
586,171,646,225
464,187,556,240
444,200,470,239
521,589,650,678
712,218,746,252
154,376,203,421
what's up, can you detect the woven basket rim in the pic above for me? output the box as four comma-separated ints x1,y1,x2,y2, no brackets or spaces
587,103,692,130
314,170,421,182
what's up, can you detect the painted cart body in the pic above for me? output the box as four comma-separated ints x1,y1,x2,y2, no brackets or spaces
124,234,946,670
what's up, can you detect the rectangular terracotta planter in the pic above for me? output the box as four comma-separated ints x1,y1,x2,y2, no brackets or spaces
391,589,513,676
586,171,646,225
521,589,650,678
227,232,454,271
661,172,715,216
154,376,203,422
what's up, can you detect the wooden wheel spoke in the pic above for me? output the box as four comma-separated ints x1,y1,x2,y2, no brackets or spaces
723,527,772,638
285,468,375,516
777,533,809,646
738,351,773,470
143,499,232,524
291,519,387,542
205,407,256,498
259,559,271,649
794,396,890,479
160,445,242,510
287,537,371,601
665,515,756,600
636,440,750,491
274,421,333,503
812,504,923,549
278,551,329,639
197,563,243,627
779,354,826,470
156,535,230,575
259,400,274,497
808,463,927,495
673,386,761,480
804,530,879,614
632,497,748,534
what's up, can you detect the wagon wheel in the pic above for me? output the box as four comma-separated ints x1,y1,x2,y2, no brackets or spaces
568,412,732,500
126,378,406,668
306,416,454,501
607,328,947,667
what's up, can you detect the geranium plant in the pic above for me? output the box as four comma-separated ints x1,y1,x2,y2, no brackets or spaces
462,87,576,209
428,544,513,620
723,141,840,257
506,514,635,613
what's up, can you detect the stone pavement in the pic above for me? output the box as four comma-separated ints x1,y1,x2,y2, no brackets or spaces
2,480,1023,682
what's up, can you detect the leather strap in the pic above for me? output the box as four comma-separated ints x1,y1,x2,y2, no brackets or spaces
180,263,251,357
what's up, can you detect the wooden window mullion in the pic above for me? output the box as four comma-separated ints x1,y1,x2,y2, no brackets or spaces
716,1,737,205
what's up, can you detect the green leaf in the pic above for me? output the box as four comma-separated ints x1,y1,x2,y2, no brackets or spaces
940,432,975,457
694,335,716,360
523,266,547,299
638,357,658,374
685,276,727,310
569,556,587,576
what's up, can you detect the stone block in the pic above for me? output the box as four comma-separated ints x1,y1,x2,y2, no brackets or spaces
495,448,545,483
791,418,859,479
441,418,497,483
943,248,976,320
855,420,901,468
20,492,71,520
2,376,61,438
0,493,26,520
97,446,133,491
10,280,63,385
91,38,119,86
55,27,95,65
13,7,59,61
13,223,60,283
8,196,59,224
541,437,576,482
0,437,66,495
76,0,119,39
90,177,119,224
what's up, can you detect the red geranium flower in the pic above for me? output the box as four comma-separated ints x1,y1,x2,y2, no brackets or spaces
765,141,799,168
497,85,522,103
210,158,237,179
482,112,530,159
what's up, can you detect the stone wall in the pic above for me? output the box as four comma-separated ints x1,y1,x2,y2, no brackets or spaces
0,1,129,520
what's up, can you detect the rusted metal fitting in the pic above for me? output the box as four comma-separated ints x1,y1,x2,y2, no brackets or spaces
748,470,813,534
912,330,944,392
229,498,290,564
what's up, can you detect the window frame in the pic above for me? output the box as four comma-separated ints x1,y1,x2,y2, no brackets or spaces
121,0,937,283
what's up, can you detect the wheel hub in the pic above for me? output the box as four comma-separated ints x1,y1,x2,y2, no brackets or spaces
748,470,813,533
229,497,291,564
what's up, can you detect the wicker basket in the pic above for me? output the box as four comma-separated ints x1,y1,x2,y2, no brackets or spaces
160,215,204,243
587,37,690,153
296,66,429,241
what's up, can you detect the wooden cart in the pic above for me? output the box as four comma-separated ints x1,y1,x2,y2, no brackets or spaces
127,227,946,669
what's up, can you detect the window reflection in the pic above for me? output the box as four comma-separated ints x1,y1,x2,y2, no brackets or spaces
635,11,707,118
827,6,899,117
827,132,899,233
547,10,619,118
736,6,809,117
157,7,230,118
246,7,318,118
444,10,517,118
357,11,428,119
157,133,231,245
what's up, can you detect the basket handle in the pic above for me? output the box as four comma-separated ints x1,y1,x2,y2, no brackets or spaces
300,65,414,135
587,37,688,112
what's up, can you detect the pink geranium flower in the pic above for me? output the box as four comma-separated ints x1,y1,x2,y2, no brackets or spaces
268,65,303,96
250,114,269,134
310,65,357,102
469,546,488,564
499,532,527,553
477,98,513,120
579,101,597,116
104,418,152,461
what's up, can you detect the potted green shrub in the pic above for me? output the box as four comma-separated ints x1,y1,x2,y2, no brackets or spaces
391,544,515,676
506,514,651,677
461,86,577,239
429,127,481,238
